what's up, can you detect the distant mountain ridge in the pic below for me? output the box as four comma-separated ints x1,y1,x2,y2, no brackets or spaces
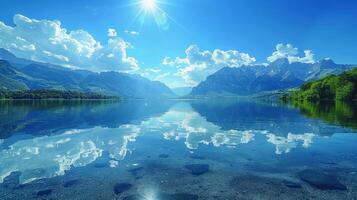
191,58,355,96
0,48,175,98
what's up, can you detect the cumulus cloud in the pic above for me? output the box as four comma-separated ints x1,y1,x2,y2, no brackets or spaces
267,43,315,64
107,28,117,37
162,45,256,86
0,14,138,72
157,43,318,87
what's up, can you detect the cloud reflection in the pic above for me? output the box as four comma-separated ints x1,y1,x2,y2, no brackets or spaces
0,126,140,184
157,104,314,151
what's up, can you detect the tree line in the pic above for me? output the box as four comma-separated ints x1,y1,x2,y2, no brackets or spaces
0,89,119,100
283,68,357,101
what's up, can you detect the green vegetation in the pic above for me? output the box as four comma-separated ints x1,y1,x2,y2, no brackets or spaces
0,89,119,100
280,68,357,130
283,68,357,101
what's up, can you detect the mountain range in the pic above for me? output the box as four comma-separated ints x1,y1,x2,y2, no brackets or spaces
0,48,175,99
190,58,355,96
1,48,356,98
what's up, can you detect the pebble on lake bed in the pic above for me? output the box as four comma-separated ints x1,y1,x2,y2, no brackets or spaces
184,164,210,175
283,180,302,188
114,183,133,195
158,154,170,158
37,189,52,196
63,179,79,188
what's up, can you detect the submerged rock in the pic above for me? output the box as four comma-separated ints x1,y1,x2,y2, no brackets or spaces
37,189,52,196
283,180,302,188
298,169,347,190
159,154,170,158
184,164,209,175
63,179,79,188
114,183,132,195
124,193,198,200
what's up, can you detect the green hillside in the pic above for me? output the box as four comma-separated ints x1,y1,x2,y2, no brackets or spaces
284,68,357,101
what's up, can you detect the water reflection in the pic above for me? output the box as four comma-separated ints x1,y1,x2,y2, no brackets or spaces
158,103,314,153
288,100,357,130
0,100,173,139
0,100,355,185
0,126,140,184
191,99,351,136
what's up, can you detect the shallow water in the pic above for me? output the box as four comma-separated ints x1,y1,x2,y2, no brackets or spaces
0,99,356,200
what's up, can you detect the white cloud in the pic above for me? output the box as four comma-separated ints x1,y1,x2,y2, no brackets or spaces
0,14,138,72
148,68,161,73
124,30,140,35
153,72,171,81
107,28,117,37
267,43,315,64
162,45,256,86
162,56,188,66
157,43,318,87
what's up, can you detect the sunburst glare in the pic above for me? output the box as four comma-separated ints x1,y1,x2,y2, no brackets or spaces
142,0,156,11
131,0,172,30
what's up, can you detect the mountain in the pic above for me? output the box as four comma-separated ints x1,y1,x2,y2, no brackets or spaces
0,48,35,68
0,48,175,98
80,72,174,98
191,58,355,96
0,60,29,90
171,87,192,96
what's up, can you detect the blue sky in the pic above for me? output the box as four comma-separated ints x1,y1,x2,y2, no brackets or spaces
1,0,357,87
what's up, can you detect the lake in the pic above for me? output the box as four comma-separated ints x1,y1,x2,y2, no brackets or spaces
0,99,356,200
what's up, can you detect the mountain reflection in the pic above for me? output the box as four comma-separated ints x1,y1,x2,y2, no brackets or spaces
0,100,173,140
191,99,350,136
0,100,353,185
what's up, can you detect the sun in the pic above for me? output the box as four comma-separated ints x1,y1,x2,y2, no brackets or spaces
142,0,157,11
133,0,174,30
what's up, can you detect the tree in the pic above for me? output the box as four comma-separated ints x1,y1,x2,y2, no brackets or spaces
336,82,355,101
